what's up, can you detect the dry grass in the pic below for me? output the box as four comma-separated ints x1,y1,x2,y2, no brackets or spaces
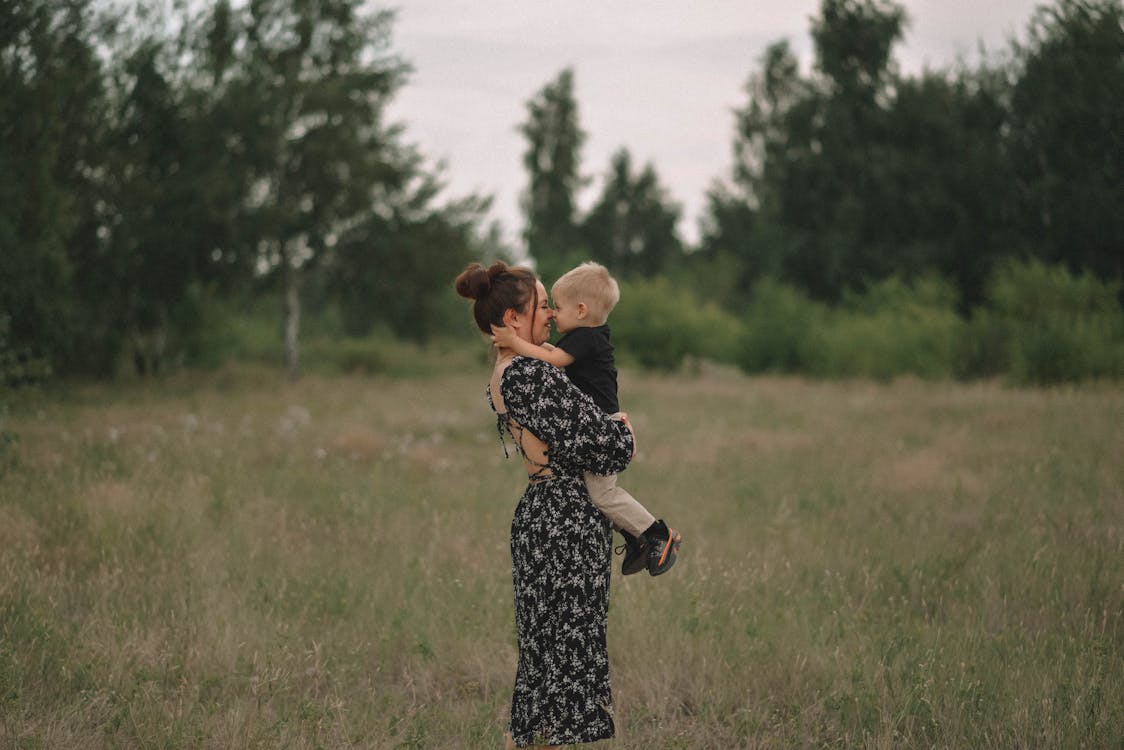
1,360,1121,749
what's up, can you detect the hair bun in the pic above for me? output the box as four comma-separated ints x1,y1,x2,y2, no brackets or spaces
456,261,516,301
455,263,492,300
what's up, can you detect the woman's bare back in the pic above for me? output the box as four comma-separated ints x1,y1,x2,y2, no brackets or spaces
491,357,551,478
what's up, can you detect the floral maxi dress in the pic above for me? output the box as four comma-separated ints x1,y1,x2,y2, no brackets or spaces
489,356,635,747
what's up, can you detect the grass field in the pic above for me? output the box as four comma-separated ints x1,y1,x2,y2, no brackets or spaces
1,355,1121,749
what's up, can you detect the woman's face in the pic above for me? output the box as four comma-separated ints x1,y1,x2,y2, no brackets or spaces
517,278,553,346
527,280,553,345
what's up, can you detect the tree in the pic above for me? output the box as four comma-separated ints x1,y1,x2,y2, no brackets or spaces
704,0,1120,316
0,0,112,376
180,0,261,294
712,1,915,302
698,40,804,297
519,68,586,281
881,67,1016,310
98,36,201,375
329,169,488,341
1010,0,1124,284
581,148,683,278
224,0,412,379
796,0,907,299
811,0,905,98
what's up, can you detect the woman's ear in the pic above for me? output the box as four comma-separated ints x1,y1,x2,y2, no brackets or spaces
502,307,520,329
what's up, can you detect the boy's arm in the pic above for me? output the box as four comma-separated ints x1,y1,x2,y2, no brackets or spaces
491,324,575,368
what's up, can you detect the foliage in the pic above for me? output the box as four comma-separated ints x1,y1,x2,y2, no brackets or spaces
99,33,208,376
519,68,587,281
1,0,486,380
581,149,684,279
979,260,1124,384
5,0,1123,385
202,0,418,378
298,335,390,376
676,236,755,315
0,315,51,388
822,275,962,380
701,0,1122,311
0,0,109,376
902,69,1016,309
1010,0,1124,283
576,258,1124,386
763,0,910,300
737,271,961,381
330,189,485,342
736,278,829,374
168,284,248,370
610,277,741,370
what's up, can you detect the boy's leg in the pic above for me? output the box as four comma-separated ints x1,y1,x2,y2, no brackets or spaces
584,472,682,577
583,472,655,538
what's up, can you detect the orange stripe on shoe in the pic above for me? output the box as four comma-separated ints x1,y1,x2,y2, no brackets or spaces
658,529,675,566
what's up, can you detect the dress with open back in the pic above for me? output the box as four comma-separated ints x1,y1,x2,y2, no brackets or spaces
488,356,634,747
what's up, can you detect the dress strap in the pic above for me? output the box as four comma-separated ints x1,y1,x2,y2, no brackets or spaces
494,412,511,459
494,410,552,481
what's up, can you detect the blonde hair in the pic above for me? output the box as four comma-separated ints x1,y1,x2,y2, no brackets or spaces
551,261,620,325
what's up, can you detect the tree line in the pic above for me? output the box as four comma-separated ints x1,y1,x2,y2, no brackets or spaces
522,0,1121,309
2,0,495,381
2,0,1121,384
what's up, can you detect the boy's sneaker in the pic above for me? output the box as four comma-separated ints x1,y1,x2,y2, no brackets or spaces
619,534,649,576
645,525,682,576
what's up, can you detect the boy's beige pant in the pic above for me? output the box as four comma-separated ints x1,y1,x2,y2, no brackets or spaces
583,472,656,538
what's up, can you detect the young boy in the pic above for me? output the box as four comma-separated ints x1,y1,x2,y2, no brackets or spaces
492,261,682,576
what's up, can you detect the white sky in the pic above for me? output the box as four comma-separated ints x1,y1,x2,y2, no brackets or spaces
385,0,1043,248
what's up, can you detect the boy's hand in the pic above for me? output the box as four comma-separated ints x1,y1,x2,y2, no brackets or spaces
490,324,518,349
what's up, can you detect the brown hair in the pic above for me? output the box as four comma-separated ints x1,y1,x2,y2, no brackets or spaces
455,261,539,335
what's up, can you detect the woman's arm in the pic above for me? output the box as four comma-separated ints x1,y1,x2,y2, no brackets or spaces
501,358,633,476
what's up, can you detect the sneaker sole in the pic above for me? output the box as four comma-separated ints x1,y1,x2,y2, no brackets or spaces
622,556,648,576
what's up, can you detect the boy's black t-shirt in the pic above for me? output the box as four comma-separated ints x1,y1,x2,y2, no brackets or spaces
555,324,619,414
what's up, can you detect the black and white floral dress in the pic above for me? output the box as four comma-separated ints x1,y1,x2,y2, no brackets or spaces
489,356,635,747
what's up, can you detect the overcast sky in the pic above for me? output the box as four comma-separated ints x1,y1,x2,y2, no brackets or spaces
385,0,1044,248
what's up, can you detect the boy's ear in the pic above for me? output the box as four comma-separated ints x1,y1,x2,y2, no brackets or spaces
576,302,589,319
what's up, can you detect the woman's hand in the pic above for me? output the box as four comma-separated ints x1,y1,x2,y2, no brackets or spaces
612,412,637,458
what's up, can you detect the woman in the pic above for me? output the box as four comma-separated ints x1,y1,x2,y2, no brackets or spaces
455,262,636,749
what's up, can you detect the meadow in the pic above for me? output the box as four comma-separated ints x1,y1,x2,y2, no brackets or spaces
1,352,1121,749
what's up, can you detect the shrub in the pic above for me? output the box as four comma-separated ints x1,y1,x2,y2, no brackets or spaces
953,310,1010,379
302,337,388,375
0,314,51,387
737,278,828,374
821,308,961,380
611,277,742,370
976,260,1124,384
822,275,962,380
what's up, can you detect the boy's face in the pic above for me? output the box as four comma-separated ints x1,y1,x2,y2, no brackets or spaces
550,292,587,334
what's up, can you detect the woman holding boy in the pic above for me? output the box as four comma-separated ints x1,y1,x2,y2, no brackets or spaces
456,261,634,749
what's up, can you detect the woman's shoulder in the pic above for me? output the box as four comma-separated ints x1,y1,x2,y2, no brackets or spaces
506,355,554,375
501,356,565,389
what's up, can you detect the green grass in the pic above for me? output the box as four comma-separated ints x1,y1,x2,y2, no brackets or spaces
1,358,1121,748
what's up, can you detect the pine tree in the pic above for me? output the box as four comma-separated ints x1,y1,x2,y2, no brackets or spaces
519,68,586,280
582,149,683,278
